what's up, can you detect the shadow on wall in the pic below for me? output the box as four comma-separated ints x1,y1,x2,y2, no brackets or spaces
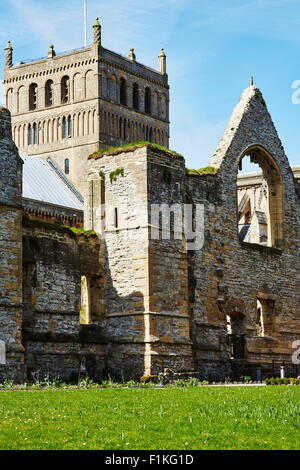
21,227,146,383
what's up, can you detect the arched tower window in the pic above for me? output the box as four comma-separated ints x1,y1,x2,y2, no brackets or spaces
133,83,139,110
29,83,38,110
237,145,284,249
45,80,53,107
61,76,70,104
68,115,72,137
145,86,151,114
32,123,38,144
62,116,67,138
64,158,70,175
6,88,13,110
120,78,127,106
28,123,32,145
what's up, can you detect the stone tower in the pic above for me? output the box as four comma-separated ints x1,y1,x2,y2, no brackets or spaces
0,108,24,382
85,144,193,377
2,19,170,194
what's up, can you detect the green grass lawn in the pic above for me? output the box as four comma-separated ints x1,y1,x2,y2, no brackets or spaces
0,386,299,450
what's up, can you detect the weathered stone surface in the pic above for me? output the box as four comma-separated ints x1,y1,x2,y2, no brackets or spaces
0,108,24,382
1,82,299,383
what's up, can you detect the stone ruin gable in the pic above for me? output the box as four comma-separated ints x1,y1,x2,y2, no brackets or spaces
210,85,298,245
86,144,193,376
21,217,107,381
0,108,24,383
185,86,300,380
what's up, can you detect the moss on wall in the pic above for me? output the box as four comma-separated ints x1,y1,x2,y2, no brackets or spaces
89,141,183,161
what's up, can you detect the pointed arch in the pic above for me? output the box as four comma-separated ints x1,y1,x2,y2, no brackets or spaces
237,144,284,248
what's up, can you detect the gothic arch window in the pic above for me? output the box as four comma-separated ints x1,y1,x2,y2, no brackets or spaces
64,158,70,175
45,80,54,107
61,76,70,104
145,86,151,114
237,145,284,249
133,83,139,110
120,77,127,106
29,83,38,110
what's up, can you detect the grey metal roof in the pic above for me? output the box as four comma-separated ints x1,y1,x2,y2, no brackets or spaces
21,155,84,211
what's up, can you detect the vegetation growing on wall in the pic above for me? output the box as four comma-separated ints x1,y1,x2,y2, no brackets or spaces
109,168,124,184
22,215,96,238
89,141,183,160
186,166,218,176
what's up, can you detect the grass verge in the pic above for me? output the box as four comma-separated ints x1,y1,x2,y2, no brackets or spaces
0,386,299,450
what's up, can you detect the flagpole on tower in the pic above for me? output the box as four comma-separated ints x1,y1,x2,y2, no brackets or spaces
84,0,87,47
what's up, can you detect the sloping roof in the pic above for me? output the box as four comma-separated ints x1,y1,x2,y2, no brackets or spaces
21,155,83,211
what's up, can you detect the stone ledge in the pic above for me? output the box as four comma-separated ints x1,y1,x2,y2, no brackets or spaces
239,240,282,256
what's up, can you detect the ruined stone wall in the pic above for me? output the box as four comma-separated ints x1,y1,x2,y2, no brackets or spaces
187,86,300,380
22,218,106,381
86,147,150,377
146,149,192,374
0,108,24,382
86,145,192,377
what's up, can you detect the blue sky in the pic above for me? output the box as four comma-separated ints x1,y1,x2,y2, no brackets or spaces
1,0,300,170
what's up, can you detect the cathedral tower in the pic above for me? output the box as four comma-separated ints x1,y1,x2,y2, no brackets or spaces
3,19,170,193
